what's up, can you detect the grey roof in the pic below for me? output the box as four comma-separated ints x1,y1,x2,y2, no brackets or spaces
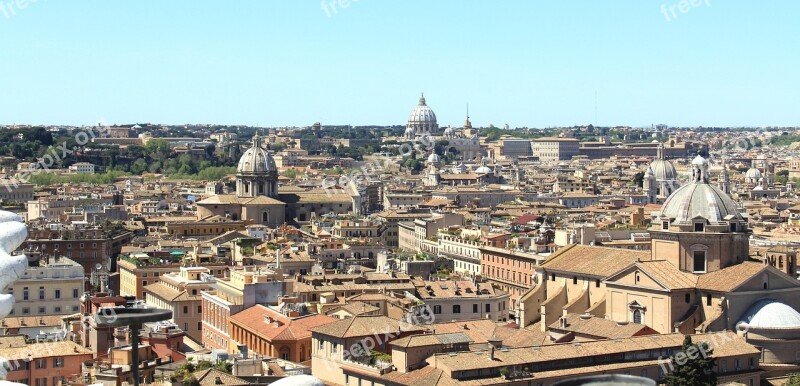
237,135,276,174
737,299,800,329
659,179,742,225
648,159,677,181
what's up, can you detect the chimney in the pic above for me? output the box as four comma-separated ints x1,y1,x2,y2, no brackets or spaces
489,345,495,360
559,316,568,328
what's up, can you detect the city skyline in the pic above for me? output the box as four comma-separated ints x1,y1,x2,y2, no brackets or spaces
1,1,799,128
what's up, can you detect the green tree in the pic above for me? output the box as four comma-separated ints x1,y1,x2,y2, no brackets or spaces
183,375,200,386
145,138,171,161
786,373,800,386
663,336,716,386
130,158,148,175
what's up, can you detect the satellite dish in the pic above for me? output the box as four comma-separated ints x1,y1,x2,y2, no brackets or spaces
95,263,103,270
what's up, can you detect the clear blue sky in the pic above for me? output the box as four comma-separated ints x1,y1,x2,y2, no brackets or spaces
1,1,798,128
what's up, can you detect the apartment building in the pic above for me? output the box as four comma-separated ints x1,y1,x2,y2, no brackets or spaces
4,256,85,317
201,266,287,352
144,266,215,342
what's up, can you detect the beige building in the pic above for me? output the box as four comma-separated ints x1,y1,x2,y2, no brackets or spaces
118,256,228,300
4,256,84,317
532,137,580,162
415,280,510,323
201,266,287,352
144,266,214,342
517,156,800,353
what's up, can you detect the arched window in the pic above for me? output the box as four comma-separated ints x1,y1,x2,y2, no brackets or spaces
262,212,269,224
633,309,642,324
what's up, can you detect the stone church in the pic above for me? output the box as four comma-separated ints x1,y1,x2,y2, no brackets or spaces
196,135,286,227
519,155,800,367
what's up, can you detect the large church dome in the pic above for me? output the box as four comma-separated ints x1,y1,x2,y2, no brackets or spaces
658,156,743,225
737,299,800,330
407,93,438,135
237,134,276,174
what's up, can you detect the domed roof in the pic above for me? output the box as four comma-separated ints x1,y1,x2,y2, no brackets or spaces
648,159,677,181
475,165,492,174
659,155,742,224
237,135,276,174
443,126,455,137
737,299,800,330
427,153,440,163
746,167,763,179
407,93,437,127
270,375,325,386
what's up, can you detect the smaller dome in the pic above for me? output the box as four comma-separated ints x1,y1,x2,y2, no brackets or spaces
648,159,677,181
737,299,800,330
427,153,440,163
404,127,415,136
475,165,492,174
691,155,707,166
746,168,763,180
237,135,276,174
443,127,455,137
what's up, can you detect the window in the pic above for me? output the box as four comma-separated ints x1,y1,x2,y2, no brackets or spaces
39,287,45,300
318,340,324,351
685,293,691,303
198,321,202,331
54,289,61,299
22,307,29,315
694,222,705,232
693,250,707,273
142,280,148,286
662,221,669,230
183,306,189,314
735,358,741,370
595,279,601,288
573,277,578,285
73,289,79,298
198,305,202,313
485,304,491,313
633,309,643,324
473,304,478,313
23,287,28,300
453,305,461,314
332,343,338,354
53,358,63,368
551,274,556,281
730,223,737,232
721,359,727,373
38,307,45,314
433,305,441,314
706,294,712,306
36,359,47,369
54,306,61,313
